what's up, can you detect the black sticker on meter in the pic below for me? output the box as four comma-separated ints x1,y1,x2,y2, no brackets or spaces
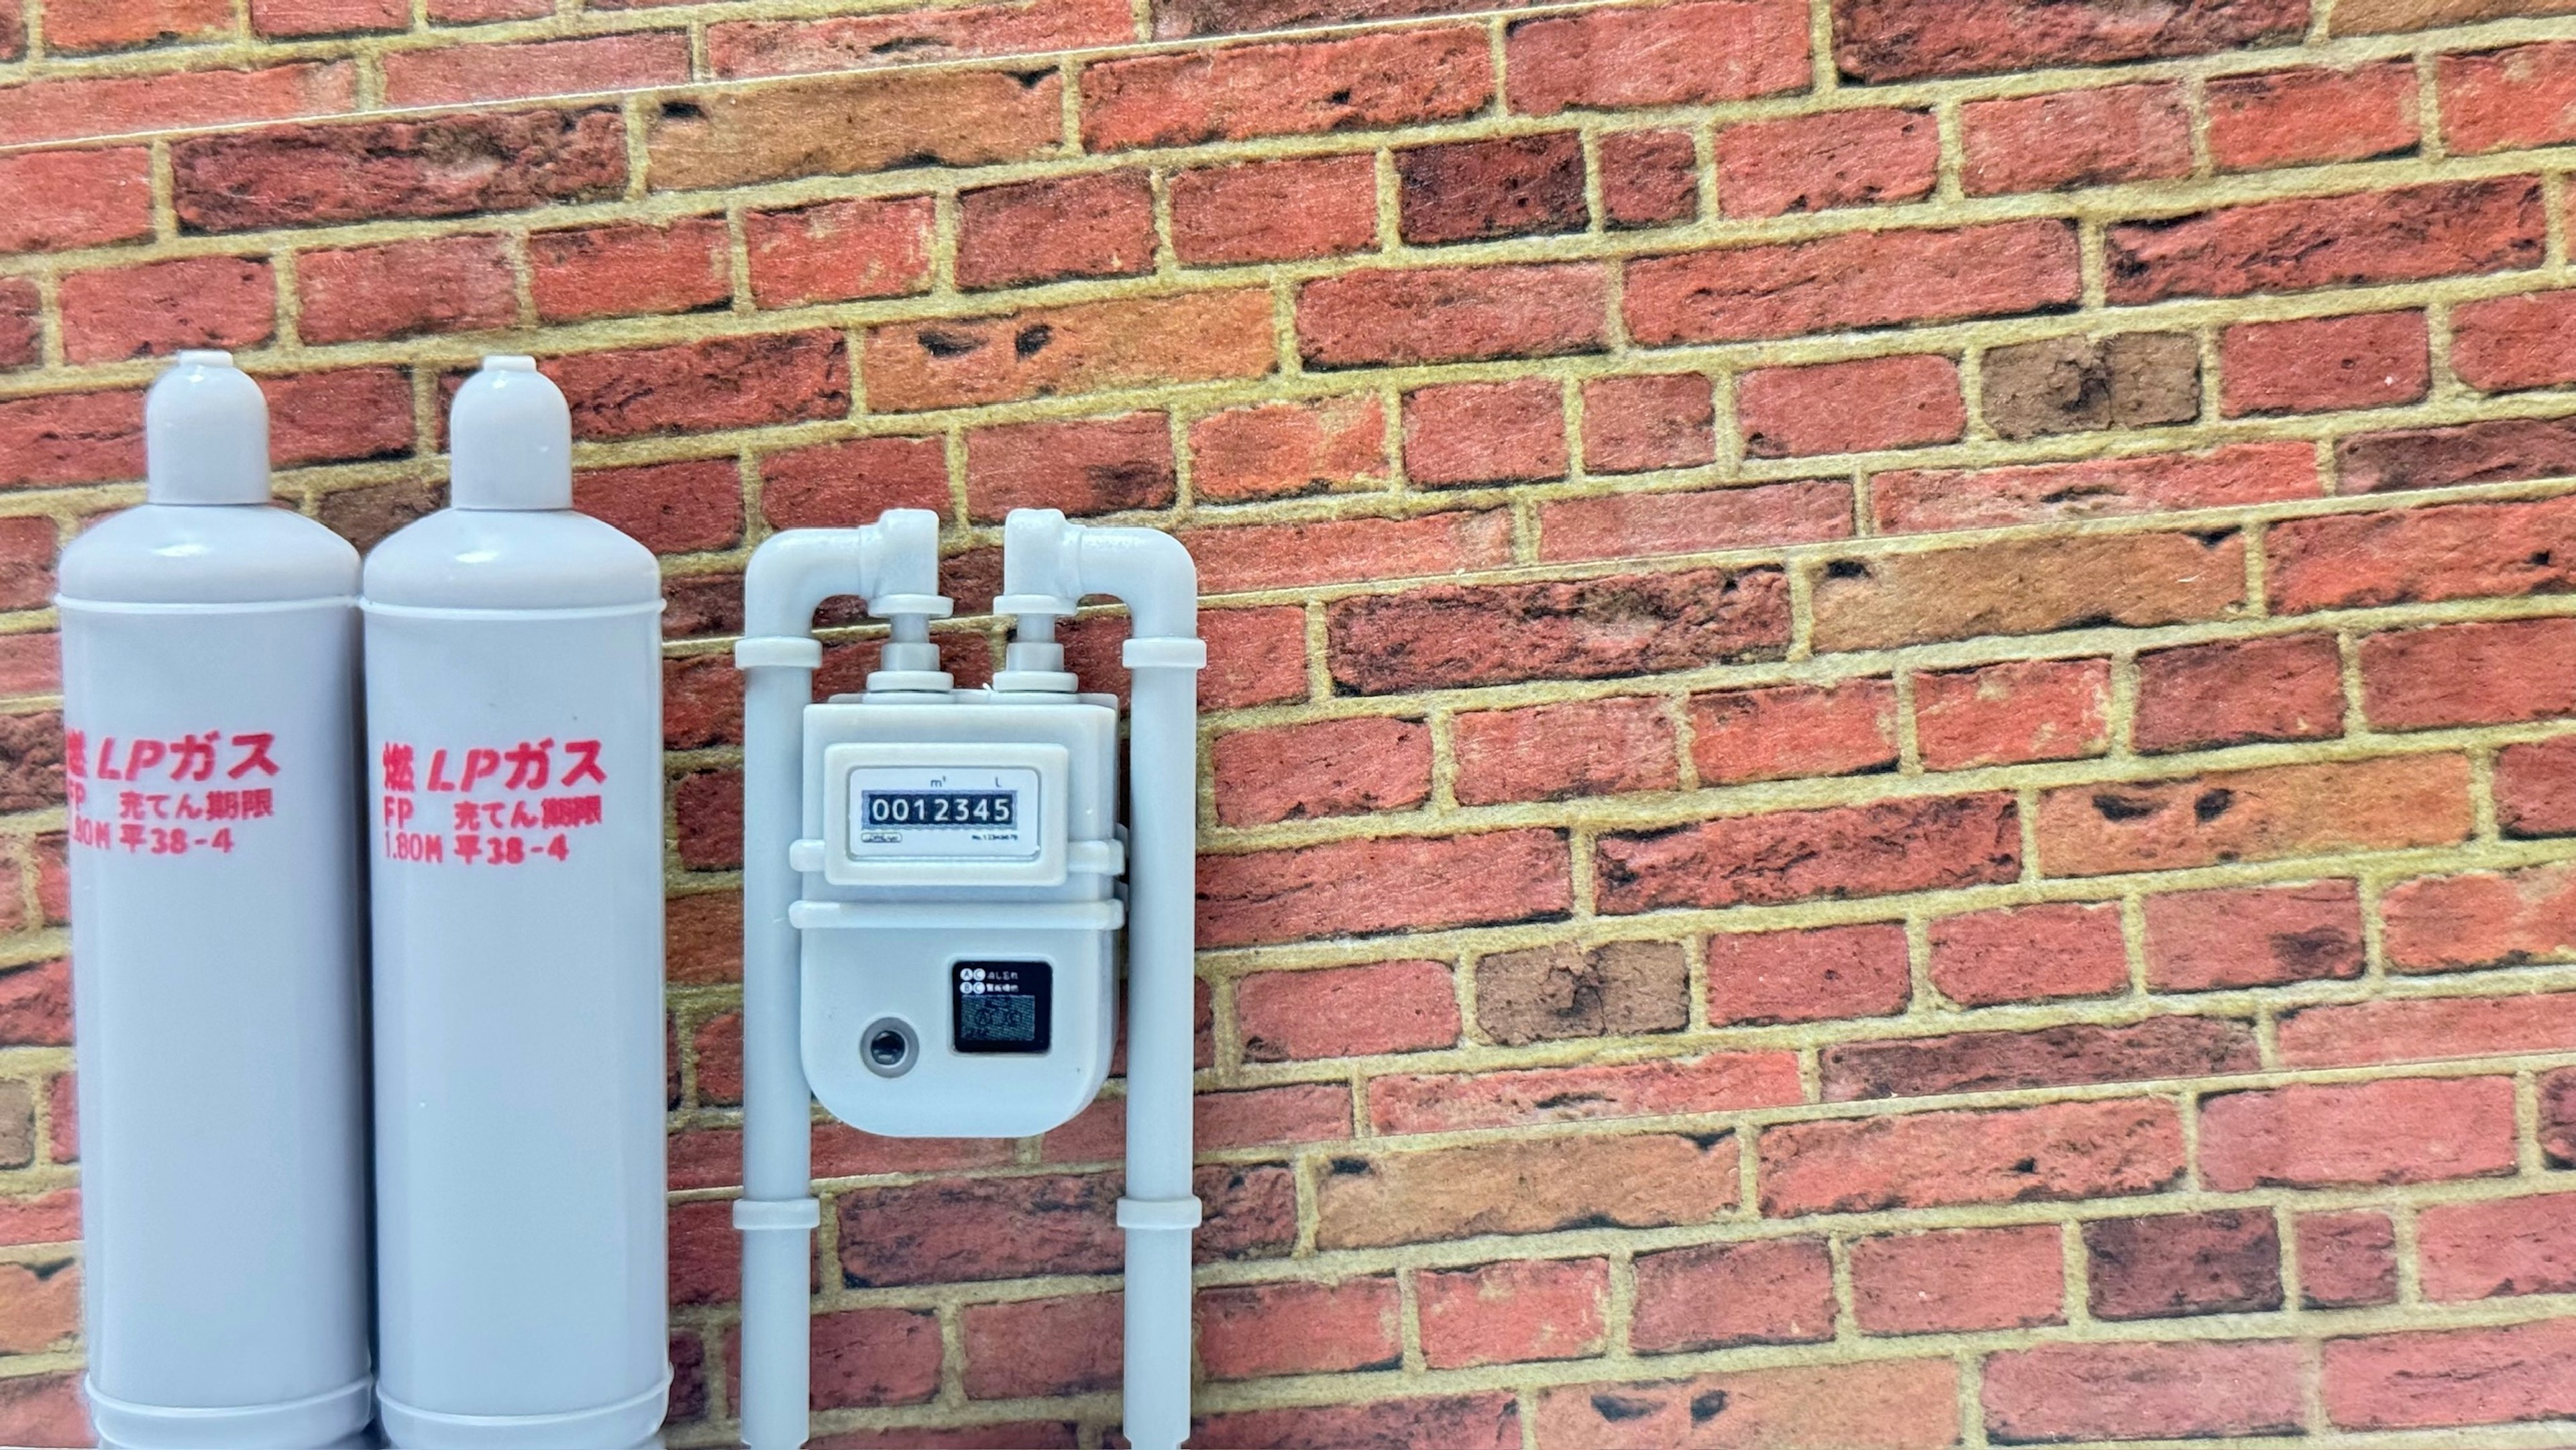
953,960,1052,1054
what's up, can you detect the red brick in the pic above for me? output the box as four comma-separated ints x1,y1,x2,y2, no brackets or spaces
1833,0,2308,82
1507,0,1809,115
1739,354,1963,458
2454,289,2576,392
2037,756,2473,878
2208,60,2421,172
667,1198,739,1304
1928,902,2127,1006
666,892,739,984
0,148,155,253
1298,262,1608,369
1717,107,1935,218
708,0,1129,79
957,172,1156,291
2383,862,2576,974
673,766,742,869
1195,1396,1517,1450
2135,634,2347,754
530,217,729,323
1827,1017,2260,1103
1211,716,1429,825
0,1188,78,1247
1327,566,1788,695
0,639,58,701
1851,1225,2063,1335
1315,1131,1737,1249
1578,373,1712,475
758,435,946,531
1632,1237,1835,1354
1235,959,1457,1060
549,332,847,442
0,282,38,372
1202,608,1309,711
1984,1341,2304,1443
382,32,690,107
1082,28,1491,151
965,413,1172,523
865,291,1274,411
1873,442,2320,533
172,108,625,234
716,1308,941,1410
1963,83,2192,195
1627,220,2080,346
1,61,358,150
809,1420,1076,1449
2501,735,2576,837
1536,1359,1957,1450
1761,1098,2184,1216
1453,695,1677,805
734,198,928,310
45,1070,74,1161
1182,510,1511,594
1915,658,2112,772
2421,1191,2576,1303
2338,415,2576,495
1704,922,1911,1026
2362,617,2576,729
1041,1082,1339,1164
2284,992,2576,1071
2299,1210,2398,1308
1417,1258,1607,1369
2107,178,2542,304
429,0,549,17
1599,129,1699,228
962,1293,1118,1399
1690,678,1896,786
1398,134,1586,245
2221,309,2430,416
2202,1076,2516,1190
0,1372,85,1450
2086,1209,2282,1320
263,367,413,469
60,256,273,364
1538,481,1851,562
1819,527,2238,652
252,0,409,34
573,460,741,557
0,5,17,56
2326,1317,2576,1431
46,0,229,53
1188,395,1386,502
1599,793,2019,915
295,234,515,344
0,519,57,612
1402,378,1566,486
1371,1051,1801,1135
2443,40,2576,155
1170,155,1379,266
837,1172,1126,1285
648,69,1063,193
1198,1276,1400,1380
2145,880,2364,991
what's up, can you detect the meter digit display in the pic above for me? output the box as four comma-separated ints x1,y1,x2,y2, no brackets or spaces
862,790,1016,829
953,960,1051,1054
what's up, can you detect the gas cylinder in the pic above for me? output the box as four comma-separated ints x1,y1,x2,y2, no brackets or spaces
57,351,373,1449
363,356,668,1448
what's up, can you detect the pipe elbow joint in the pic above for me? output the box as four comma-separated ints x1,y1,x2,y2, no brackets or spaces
1001,509,1198,642
743,509,945,643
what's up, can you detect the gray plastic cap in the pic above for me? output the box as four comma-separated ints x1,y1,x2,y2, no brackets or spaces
146,351,270,506
449,356,573,511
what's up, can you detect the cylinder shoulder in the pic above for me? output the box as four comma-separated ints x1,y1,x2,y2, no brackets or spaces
59,505,361,606
363,509,660,611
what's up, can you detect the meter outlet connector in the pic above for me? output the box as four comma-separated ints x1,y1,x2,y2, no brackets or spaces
58,352,374,1449
364,357,670,1449
731,509,1204,1450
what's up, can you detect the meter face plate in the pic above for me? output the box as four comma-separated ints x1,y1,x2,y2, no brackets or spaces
848,765,1041,860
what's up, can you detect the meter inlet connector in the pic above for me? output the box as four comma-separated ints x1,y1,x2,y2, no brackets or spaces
731,509,1204,1450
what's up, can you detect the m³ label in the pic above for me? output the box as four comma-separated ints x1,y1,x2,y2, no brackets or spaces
847,764,1041,860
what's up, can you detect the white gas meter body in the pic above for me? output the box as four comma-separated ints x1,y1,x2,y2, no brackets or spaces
792,692,1122,1139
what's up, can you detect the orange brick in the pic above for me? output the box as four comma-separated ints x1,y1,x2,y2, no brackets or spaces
1914,658,2113,770
1962,83,2192,195
1416,1258,1608,1369
1181,511,1511,594
2037,756,2472,877
1316,1132,1737,1249
1369,1052,1801,1135
1187,396,1387,502
865,291,1274,411
745,197,934,309
1452,695,1678,805
708,0,1128,79
1535,1360,1957,1450
647,68,1063,193
1812,531,2247,652
2382,861,2576,974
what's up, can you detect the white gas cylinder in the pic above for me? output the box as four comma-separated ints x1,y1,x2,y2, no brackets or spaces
363,356,668,1449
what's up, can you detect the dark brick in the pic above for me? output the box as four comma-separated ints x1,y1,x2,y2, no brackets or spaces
1822,1017,2263,1102
2086,1210,2284,1320
1398,134,1587,245
172,108,627,233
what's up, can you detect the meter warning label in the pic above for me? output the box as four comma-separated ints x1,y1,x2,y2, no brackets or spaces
378,737,606,866
65,729,280,857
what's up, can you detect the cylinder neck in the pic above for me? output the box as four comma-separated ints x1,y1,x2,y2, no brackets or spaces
146,351,272,507
449,356,573,511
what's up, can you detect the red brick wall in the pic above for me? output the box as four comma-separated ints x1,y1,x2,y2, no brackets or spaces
5,0,2576,1445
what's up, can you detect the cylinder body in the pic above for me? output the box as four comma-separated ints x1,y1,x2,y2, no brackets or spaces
59,505,372,1450
364,504,667,1450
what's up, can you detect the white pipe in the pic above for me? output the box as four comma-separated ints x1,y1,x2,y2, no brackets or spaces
733,513,942,1450
1003,511,1203,1450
